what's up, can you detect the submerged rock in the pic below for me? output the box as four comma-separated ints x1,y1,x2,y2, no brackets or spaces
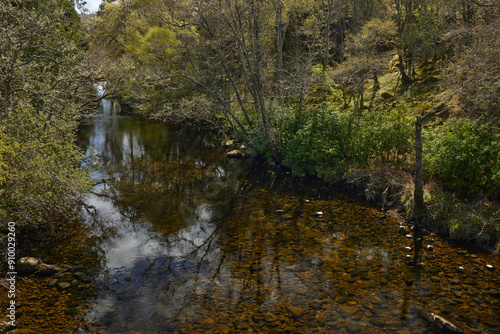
233,317,249,330
345,320,362,333
35,263,60,276
57,282,71,290
287,304,305,318
372,317,386,326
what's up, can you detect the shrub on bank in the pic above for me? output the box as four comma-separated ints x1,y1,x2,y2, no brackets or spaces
278,106,500,250
424,118,500,197
281,104,413,181
281,106,351,179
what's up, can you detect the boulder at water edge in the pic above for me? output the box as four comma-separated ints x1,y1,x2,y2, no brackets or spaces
16,257,41,276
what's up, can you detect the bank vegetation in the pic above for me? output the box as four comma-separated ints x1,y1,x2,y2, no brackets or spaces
1,0,498,252
85,0,499,250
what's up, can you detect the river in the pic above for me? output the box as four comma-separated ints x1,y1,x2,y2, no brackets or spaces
13,99,500,333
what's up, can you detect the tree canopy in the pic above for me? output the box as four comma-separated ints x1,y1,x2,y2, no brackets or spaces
0,0,97,223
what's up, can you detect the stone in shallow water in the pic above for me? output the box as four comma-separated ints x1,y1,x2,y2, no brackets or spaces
287,304,305,318
16,257,41,275
57,282,71,290
399,226,409,235
283,324,297,332
264,313,277,323
335,295,348,304
315,312,325,325
345,320,362,333
339,305,358,315
371,317,386,326
233,317,249,330
310,299,322,310
483,317,500,327
202,318,215,328
35,263,60,276
53,271,65,278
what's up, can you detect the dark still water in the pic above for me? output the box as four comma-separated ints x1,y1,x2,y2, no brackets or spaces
16,99,499,333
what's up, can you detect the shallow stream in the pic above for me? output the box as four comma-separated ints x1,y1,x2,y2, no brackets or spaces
12,100,500,333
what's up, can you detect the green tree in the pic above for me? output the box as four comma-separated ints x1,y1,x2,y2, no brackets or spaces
0,0,94,223
392,0,445,84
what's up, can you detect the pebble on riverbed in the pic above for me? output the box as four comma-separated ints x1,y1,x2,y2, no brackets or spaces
398,225,408,235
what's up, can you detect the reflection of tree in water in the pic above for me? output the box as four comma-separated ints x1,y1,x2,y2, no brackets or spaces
80,103,500,334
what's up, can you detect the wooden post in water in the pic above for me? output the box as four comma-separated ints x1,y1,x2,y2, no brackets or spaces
414,115,425,222
412,103,445,225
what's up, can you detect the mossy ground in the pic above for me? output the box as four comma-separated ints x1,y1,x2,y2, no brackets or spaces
325,59,500,252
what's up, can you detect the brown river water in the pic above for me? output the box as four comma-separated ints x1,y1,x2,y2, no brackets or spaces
8,100,500,333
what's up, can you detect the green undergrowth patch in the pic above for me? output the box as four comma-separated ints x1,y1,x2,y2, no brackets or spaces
273,99,500,251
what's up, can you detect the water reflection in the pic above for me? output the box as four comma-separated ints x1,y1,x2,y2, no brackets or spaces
79,100,500,333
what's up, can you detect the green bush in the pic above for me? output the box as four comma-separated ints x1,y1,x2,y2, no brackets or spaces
281,106,351,178
356,106,413,167
424,118,500,196
281,104,413,180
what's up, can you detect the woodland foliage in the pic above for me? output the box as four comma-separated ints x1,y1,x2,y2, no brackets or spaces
0,0,97,223
85,0,499,197
83,0,500,247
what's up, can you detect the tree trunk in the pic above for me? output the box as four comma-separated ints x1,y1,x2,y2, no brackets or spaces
322,0,334,103
397,53,411,84
413,103,446,223
368,70,379,110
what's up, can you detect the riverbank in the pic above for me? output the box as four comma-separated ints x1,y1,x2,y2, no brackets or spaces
126,101,499,255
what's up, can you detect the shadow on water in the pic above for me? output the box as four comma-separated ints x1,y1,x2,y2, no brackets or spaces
24,99,499,333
